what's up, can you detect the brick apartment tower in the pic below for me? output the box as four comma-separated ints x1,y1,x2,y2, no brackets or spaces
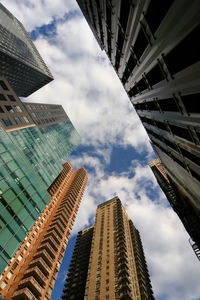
62,197,154,300
0,162,88,300
77,0,200,229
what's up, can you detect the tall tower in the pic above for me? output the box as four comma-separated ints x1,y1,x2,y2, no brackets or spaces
62,226,94,299
0,3,53,96
149,158,200,258
62,197,154,300
77,0,200,226
0,162,88,300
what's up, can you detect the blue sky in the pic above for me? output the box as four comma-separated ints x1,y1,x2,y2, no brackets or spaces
2,1,200,299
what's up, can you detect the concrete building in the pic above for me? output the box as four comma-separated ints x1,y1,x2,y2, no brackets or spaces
0,3,53,97
0,77,81,275
62,197,154,300
77,0,200,225
0,162,88,299
149,158,200,260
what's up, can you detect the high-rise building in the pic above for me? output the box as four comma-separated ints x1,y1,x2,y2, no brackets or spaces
0,3,53,97
62,197,154,300
62,226,94,299
77,0,200,222
149,158,200,259
0,77,81,274
0,162,88,299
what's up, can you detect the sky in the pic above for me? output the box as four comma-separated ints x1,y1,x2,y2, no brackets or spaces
1,1,200,299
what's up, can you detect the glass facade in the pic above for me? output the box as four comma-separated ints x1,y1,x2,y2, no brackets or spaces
0,126,50,273
0,4,53,96
39,121,81,162
8,125,62,189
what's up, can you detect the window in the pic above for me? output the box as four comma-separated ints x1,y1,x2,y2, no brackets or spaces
47,286,52,294
0,107,4,113
0,94,7,101
159,97,179,112
0,281,7,289
181,93,200,114
7,95,16,102
5,105,14,113
2,117,12,126
14,117,21,124
7,271,13,279
133,27,148,60
22,116,29,123
12,262,18,270
15,105,22,112
164,25,200,75
146,63,165,86
17,255,22,262
96,276,101,281
145,0,173,34
50,277,55,285
0,80,9,90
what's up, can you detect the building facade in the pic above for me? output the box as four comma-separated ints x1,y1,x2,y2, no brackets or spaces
0,162,88,299
62,226,94,299
0,77,81,274
77,0,200,222
62,197,154,300
149,158,200,258
0,3,53,97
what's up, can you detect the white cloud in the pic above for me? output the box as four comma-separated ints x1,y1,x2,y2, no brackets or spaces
1,0,78,31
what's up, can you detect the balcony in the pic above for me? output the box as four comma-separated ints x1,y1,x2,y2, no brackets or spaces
13,287,37,300
53,214,67,228
54,211,67,223
38,242,56,259
34,249,54,267
48,225,63,239
51,220,66,233
41,235,59,251
18,276,43,297
29,257,50,276
118,285,132,299
24,266,47,286
45,230,61,245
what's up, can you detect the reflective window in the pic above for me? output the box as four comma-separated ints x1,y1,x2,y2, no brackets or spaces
15,106,22,112
14,117,21,125
5,105,14,113
2,117,12,126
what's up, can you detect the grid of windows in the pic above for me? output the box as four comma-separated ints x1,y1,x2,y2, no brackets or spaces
0,126,50,273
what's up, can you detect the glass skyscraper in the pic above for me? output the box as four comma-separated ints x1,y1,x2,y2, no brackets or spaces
0,77,81,273
0,3,53,97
